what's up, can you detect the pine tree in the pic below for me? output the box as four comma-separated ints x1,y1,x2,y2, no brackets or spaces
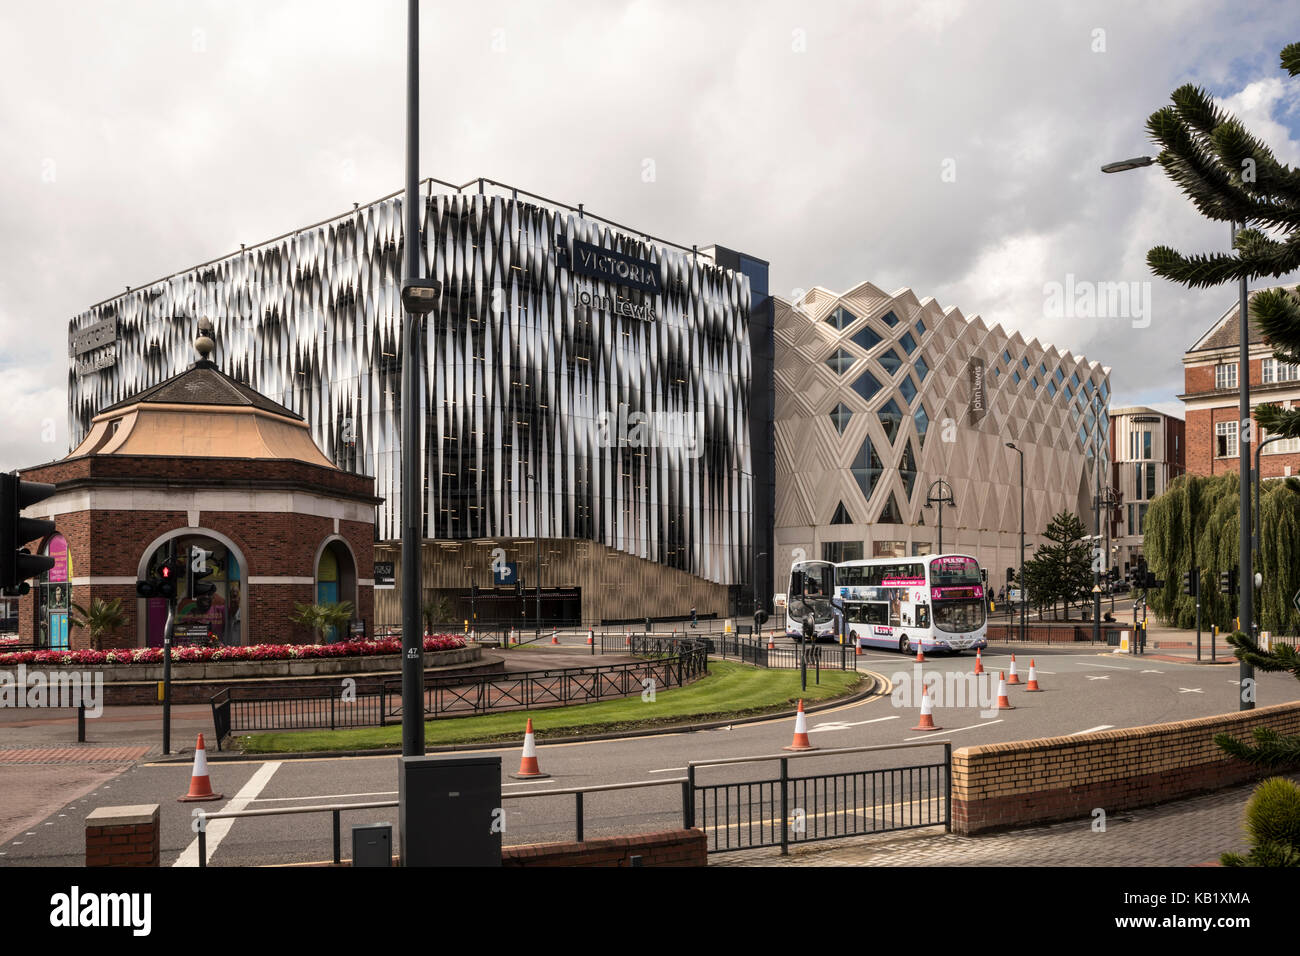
1023,512,1093,619
1145,41,1300,438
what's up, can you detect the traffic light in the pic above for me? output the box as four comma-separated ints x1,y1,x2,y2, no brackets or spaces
1219,569,1236,595
0,473,56,592
158,557,184,600
1006,567,1014,585
1183,569,1198,597
188,546,217,609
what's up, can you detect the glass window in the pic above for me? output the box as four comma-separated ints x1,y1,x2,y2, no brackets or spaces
1054,368,1065,384
1030,377,1039,391
899,441,918,499
825,348,855,375
830,502,853,525
1146,464,1156,499
851,325,882,352
1071,372,1081,390
880,310,900,327
851,437,884,501
879,492,905,525
914,355,930,382
899,332,917,355
1215,420,1238,458
1143,431,1152,459
825,306,858,330
822,541,864,563
1046,379,1057,396
879,349,904,375
851,371,882,402
829,402,853,434
1003,350,1012,364
898,375,918,404
878,399,904,442
914,405,930,446
1021,357,1030,371
915,318,926,336
992,366,1001,380
872,540,907,558
1012,369,1022,385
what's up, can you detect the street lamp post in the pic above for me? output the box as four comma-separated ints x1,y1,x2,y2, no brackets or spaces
1005,443,1026,642
1104,156,1253,706
924,479,955,554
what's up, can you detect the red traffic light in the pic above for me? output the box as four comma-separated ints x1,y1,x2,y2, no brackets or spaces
161,564,173,578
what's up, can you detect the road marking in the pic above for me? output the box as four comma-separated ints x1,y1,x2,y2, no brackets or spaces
1077,663,1131,670
173,760,281,868
647,767,686,774
1085,675,1110,681
810,715,902,733
1179,688,1203,694
904,719,1002,741
1071,725,1114,735
250,790,396,803
1140,669,1164,674
501,779,551,787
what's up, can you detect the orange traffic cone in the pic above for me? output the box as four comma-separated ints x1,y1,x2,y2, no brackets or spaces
996,672,1015,710
510,718,550,779
855,642,862,656
1007,653,1020,684
1026,659,1042,692
586,628,594,645
178,734,223,802
551,629,559,645
914,641,926,663
782,699,818,751
974,647,984,674
911,688,943,731
767,631,776,650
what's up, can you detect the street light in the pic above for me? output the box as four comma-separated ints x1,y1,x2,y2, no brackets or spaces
924,478,955,554
1005,443,1026,642
1103,154,1253,708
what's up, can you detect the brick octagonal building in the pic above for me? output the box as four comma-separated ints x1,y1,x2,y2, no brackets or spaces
16,331,380,650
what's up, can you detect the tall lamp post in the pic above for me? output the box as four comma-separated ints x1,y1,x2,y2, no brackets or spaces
1005,443,1026,642
924,479,955,554
1103,155,1253,709
397,0,442,759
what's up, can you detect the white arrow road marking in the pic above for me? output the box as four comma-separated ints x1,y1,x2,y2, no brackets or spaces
1085,675,1110,680
809,715,901,733
1140,669,1164,674
1179,687,1204,694
174,760,281,867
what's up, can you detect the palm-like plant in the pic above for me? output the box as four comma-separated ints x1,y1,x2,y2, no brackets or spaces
290,601,355,643
68,597,127,652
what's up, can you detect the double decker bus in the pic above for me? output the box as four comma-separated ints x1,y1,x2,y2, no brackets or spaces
835,554,988,655
785,559,838,640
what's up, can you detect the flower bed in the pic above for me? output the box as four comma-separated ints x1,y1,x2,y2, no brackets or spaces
0,634,466,667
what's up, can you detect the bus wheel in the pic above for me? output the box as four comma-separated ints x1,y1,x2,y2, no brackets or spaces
899,635,911,655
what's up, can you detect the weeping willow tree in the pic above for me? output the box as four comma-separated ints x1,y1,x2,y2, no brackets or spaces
1144,473,1300,634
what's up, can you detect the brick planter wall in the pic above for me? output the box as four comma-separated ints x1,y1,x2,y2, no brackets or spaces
85,804,160,867
951,701,1300,835
501,829,706,867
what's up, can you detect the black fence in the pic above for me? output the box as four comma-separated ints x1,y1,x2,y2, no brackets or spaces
602,632,856,671
688,743,951,854
209,638,709,746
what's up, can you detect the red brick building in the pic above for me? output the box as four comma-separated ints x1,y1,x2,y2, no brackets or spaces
1181,289,1300,480
15,340,380,651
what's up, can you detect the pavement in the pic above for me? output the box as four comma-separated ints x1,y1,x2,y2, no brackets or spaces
712,771,1300,867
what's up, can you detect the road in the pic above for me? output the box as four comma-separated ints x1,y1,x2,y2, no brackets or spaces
2,643,1296,866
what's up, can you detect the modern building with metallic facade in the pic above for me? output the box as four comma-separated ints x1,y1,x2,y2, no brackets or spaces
774,282,1112,585
1108,405,1186,576
65,178,772,626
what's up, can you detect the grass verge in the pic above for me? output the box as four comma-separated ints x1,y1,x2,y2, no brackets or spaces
237,659,865,754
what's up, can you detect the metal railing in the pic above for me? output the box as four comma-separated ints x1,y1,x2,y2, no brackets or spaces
209,639,709,744
688,743,951,855
187,743,948,865
602,632,856,671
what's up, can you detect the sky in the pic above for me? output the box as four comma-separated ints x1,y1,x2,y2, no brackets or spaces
2,0,1299,471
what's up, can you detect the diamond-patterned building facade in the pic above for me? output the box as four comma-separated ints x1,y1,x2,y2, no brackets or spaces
775,282,1112,580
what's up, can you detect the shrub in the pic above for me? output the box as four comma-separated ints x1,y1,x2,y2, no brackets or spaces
1220,776,1300,867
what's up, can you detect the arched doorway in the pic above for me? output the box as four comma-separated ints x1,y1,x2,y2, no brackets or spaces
138,531,246,647
314,537,357,642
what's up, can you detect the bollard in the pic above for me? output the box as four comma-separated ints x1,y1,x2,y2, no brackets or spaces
77,704,86,743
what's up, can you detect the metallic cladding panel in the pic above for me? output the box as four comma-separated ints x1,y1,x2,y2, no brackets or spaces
66,188,753,587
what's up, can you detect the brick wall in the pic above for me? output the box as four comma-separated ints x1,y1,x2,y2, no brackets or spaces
501,829,707,867
950,701,1300,834
85,805,160,867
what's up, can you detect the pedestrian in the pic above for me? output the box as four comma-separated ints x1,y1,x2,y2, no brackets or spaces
690,606,697,629
998,586,1006,604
